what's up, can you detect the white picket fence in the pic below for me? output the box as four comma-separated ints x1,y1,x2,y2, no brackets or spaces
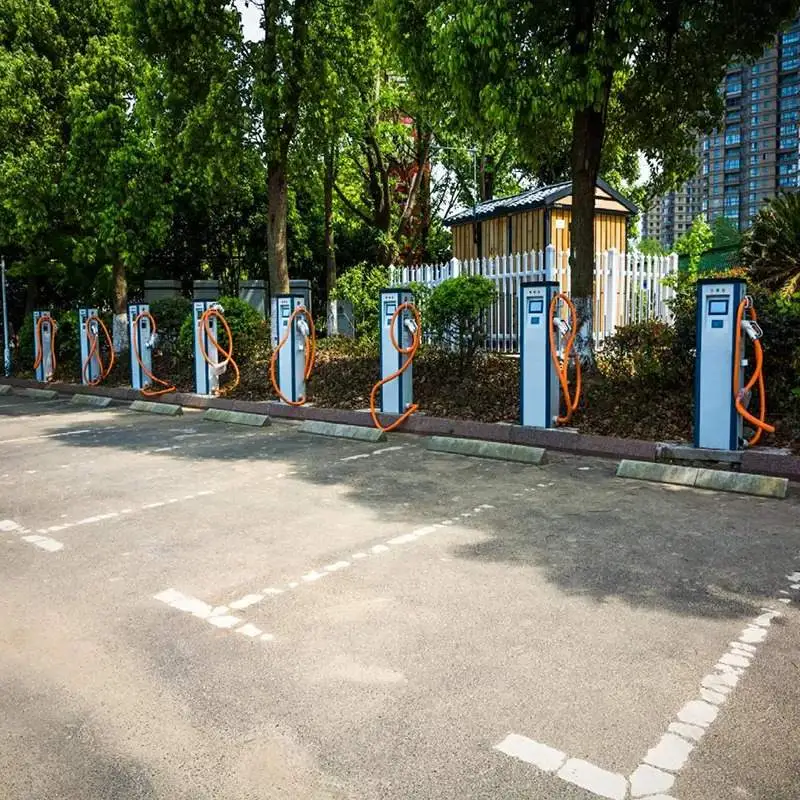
391,245,679,352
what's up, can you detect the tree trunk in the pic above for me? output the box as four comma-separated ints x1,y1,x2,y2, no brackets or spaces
324,145,337,335
111,259,128,352
267,158,291,295
23,274,39,318
569,104,606,361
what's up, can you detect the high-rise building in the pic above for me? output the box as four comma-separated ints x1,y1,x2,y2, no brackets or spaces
641,177,703,249
643,16,800,247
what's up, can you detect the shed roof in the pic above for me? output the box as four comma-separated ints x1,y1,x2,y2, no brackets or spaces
443,178,638,226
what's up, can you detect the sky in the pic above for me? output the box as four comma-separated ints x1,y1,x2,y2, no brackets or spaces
233,0,261,42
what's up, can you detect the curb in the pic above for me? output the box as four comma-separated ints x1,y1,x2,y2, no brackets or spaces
70,394,112,408
297,420,386,443
21,387,59,400
427,436,547,465
130,400,183,417
617,460,788,499
1,376,797,482
202,408,270,427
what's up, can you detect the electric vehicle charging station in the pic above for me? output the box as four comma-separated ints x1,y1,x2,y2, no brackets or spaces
271,293,308,404
519,281,562,428
78,307,101,385
128,303,153,391
193,300,222,395
33,310,56,382
694,277,752,450
379,288,415,416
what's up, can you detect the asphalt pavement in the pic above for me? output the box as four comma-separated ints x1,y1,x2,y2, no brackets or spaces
1,392,799,800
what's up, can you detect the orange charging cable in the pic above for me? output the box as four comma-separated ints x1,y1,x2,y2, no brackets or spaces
733,297,774,447
198,305,239,396
548,293,582,425
131,310,175,397
369,302,422,433
269,305,316,405
82,314,115,386
33,314,57,380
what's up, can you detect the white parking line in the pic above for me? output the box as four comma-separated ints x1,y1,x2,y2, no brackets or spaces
154,588,272,643
1,518,63,553
224,504,496,613
493,573,799,799
0,429,93,445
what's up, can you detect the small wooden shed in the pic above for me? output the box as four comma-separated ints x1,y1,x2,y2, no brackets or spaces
444,178,637,261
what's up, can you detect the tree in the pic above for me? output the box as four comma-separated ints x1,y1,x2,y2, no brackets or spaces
638,237,667,257
741,192,800,296
417,0,800,357
711,216,743,250
675,215,713,275
63,28,173,349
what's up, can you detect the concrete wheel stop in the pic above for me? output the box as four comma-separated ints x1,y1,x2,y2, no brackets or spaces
297,420,386,442
202,408,270,427
427,436,547,465
70,394,112,408
617,459,789,499
130,399,183,417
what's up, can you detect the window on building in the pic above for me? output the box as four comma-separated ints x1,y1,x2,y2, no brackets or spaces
782,57,800,71
749,155,759,165
783,95,800,109
780,137,796,149
779,174,797,187
752,90,762,100
724,158,741,170
751,76,762,89
750,141,759,152
784,42,800,57
751,115,761,126
783,30,800,45
780,83,800,97
724,126,741,145
781,109,800,123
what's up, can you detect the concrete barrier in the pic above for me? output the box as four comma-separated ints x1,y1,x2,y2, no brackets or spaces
617,460,788,499
298,420,386,442
70,394,112,408
130,400,183,417
21,388,59,400
427,436,547,465
202,408,269,427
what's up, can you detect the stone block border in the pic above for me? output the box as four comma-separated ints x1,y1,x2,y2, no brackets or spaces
427,436,547,465
202,408,269,427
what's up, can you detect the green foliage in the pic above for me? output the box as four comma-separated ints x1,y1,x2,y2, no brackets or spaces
741,192,800,296
638,237,667,257
149,296,191,352
711,217,742,250
675,215,713,276
330,264,390,340
426,274,496,371
176,296,265,365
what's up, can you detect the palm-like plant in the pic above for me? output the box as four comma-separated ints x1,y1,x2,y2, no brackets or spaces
741,192,800,296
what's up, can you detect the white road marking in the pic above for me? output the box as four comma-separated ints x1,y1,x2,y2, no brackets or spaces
557,759,627,800
339,453,371,462
0,520,21,532
154,588,271,642
324,561,350,572
494,572,800,797
494,735,565,772
261,587,284,596
351,552,368,560
302,570,327,582
236,623,262,637
370,544,390,554
21,534,64,552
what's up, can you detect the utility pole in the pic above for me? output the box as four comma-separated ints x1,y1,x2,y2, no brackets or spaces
1,256,10,376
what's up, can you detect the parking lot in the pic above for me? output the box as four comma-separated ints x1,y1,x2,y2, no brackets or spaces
1,391,799,800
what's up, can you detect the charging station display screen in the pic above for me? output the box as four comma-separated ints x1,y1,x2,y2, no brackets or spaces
707,298,729,316
527,298,544,314
281,306,290,319
384,302,396,324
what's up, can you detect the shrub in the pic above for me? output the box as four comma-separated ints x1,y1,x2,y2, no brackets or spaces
741,191,800,296
149,296,192,353
330,263,390,341
176,296,265,365
426,274,496,371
